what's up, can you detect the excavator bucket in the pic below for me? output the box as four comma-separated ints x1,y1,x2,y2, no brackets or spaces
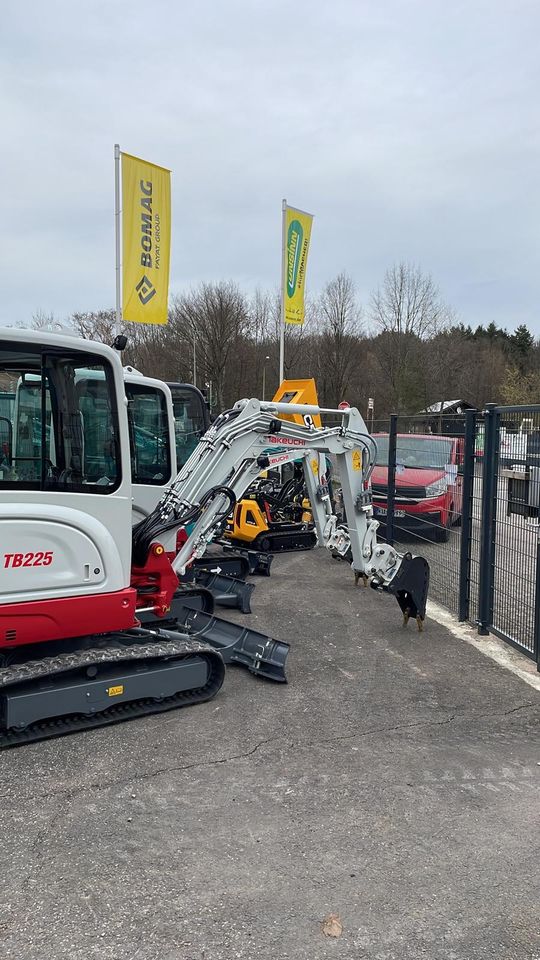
382,553,430,627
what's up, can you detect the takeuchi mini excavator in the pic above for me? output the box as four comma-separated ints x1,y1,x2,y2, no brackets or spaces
223,464,318,552
0,328,429,746
222,379,323,552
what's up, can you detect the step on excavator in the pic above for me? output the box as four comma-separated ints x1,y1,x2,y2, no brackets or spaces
0,329,429,746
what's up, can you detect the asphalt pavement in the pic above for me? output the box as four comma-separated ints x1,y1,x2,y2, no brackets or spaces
1,549,540,960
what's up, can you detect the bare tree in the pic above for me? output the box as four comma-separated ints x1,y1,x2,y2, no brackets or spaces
72,309,117,343
171,282,248,410
267,290,314,385
36,265,523,418
71,309,155,370
31,310,60,331
370,262,447,337
369,263,451,412
313,273,363,405
244,289,276,399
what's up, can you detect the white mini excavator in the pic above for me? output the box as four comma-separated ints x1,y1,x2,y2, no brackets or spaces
0,328,429,746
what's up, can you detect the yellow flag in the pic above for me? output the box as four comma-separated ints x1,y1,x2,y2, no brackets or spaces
283,205,313,325
122,153,171,325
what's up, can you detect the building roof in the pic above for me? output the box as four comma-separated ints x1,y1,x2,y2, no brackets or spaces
421,399,472,414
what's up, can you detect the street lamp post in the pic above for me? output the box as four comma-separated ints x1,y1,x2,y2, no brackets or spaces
262,355,270,401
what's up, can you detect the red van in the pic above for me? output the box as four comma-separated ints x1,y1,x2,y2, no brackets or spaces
371,434,463,542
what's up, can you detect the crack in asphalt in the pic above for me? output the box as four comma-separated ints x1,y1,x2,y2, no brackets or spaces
1,701,536,815
6,704,536,808
0,700,537,925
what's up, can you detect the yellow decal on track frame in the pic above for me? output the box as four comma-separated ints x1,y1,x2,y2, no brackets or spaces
107,685,124,697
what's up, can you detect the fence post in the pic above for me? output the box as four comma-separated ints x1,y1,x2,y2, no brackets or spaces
386,414,398,546
534,537,540,670
478,403,498,635
458,409,476,622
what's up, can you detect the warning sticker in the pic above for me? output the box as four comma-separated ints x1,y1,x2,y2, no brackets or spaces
107,685,124,697
352,450,362,472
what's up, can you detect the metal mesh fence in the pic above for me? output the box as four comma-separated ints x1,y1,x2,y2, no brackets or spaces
487,406,540,657
330,402,540,664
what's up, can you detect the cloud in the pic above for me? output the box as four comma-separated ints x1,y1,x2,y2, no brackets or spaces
1,0,539,331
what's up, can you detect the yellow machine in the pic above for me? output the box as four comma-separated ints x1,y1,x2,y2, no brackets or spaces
223,379,321,552
224,494,317,552
270,379,322,428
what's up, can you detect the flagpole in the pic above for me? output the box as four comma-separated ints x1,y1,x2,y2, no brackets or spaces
279,198,287,384
114,143,122,337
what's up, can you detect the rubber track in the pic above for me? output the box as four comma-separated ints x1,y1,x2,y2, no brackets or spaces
224,531,316,554
0,637,224,749
260,531,317,553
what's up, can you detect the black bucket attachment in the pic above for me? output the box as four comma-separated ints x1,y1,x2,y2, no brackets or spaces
372,553,430,629
193,570,255,614
219,543,274,576
185,553,251,580
171,605,289,682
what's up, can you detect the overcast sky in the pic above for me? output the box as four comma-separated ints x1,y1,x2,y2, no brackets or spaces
2,0,538,332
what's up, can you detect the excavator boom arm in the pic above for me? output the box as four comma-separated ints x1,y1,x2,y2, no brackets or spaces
133,398,430,623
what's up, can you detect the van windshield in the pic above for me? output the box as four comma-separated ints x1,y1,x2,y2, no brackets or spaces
375,436,452,469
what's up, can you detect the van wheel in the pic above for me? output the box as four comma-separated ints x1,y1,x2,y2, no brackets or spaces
448,501,461,527
433,517,451,542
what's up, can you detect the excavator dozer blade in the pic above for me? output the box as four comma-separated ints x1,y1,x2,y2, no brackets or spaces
382,553,430,625
166,604,289,682
140,595,288,681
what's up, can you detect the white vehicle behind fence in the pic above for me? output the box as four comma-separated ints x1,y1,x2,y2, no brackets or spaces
499,419,533,468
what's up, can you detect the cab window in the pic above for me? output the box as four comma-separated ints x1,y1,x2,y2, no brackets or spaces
126,384,172,485
170,386,208,469
0,344,121,492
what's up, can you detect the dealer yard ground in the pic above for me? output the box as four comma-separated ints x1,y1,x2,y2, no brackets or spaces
2,551,540,960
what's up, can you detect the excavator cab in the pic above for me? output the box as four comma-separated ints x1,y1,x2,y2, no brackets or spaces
0,329,226,746
167,383,210,469
0,333,135,642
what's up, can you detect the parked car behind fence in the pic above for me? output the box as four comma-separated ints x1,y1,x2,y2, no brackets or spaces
371,433,463,542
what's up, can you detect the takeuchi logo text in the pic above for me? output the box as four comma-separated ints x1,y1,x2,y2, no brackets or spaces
265,436,306,447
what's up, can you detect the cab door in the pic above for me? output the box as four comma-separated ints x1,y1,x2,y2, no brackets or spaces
124,375,175,525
